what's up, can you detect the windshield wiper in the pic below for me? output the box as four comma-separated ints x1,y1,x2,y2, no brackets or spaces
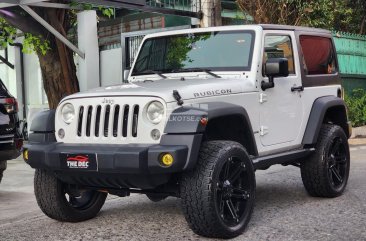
138,70,167,79
171,68,221,78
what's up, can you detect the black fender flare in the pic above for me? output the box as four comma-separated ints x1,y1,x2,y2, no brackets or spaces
163,102,258,161
302,96,349,145
29,110,56,143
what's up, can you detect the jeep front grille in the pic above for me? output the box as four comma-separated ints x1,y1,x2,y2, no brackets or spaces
77,104,140,138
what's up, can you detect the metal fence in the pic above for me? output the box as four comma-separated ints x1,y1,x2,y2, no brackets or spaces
146,0,201,13
333,32,366,93
334,32,366,76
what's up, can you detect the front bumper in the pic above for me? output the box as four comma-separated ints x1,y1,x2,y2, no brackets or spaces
26,142,188,174
24,134,202,189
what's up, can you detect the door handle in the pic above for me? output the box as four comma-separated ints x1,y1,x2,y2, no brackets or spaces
291,86,304,92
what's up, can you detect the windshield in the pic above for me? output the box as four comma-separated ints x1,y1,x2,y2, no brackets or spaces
132,30,255,76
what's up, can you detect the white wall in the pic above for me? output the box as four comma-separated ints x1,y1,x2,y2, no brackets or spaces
0,42,48,124
100,48,123,86
77,11,100,92
0,48,17,98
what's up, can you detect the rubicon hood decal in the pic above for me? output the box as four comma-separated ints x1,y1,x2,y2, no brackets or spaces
193,89,233,98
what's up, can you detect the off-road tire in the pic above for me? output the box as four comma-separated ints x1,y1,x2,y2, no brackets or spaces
180,141,256,239
146,193,168,202
301,124,350,197
0,161,6,184
34,169,107,222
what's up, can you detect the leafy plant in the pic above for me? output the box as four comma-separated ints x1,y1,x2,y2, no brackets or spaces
344,88,366,127
0,18,16,47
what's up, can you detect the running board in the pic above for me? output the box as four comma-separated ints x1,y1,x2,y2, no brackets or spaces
252,148,315,170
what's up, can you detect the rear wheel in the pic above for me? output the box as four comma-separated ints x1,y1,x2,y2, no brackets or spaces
0,161,6,184
34,169,107,222
301,124,350,197
180,141,255,239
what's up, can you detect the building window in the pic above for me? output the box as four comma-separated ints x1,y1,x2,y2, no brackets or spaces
300,36,337,75
263,35,295,74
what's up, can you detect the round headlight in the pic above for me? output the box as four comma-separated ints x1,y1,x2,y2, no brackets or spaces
146,101,164,124
61,103,75,124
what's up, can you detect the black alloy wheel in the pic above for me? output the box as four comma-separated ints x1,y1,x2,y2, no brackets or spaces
180,141,256,239
327,136,348,189
216,156,252,226
301,124,350,197
34,169,107,222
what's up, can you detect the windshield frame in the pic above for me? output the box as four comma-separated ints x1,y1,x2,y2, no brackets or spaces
131,30,256,77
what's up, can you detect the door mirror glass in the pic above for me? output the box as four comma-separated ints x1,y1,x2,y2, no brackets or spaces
264,58,289,78
261,58,289,91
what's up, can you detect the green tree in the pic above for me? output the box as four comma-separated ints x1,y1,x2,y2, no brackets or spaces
0,2,79,109
0,2,113,109
236,0,365,34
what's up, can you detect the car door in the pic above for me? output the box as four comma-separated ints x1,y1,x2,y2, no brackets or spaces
259,31,303,147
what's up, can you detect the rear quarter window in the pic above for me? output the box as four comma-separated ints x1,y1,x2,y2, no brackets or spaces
300,36,337,75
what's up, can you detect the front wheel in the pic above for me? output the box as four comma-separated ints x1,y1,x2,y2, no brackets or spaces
180,141,256,239
34,169,107,222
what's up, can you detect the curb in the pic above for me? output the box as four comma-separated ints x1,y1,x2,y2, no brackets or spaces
349,138,366,146
351,125,366,139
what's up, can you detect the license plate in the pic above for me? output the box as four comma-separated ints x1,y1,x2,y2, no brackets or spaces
60,153,98,171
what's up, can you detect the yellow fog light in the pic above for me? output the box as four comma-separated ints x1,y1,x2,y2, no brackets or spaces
23,149,29,161
160,153,174,167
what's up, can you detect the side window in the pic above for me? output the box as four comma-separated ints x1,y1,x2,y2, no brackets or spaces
263,35,295,75
300,36,337,75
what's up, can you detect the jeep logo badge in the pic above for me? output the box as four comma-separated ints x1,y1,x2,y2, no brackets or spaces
102,98,115,105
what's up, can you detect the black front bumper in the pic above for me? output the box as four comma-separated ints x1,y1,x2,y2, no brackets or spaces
25,134,202,189
27,142,188,174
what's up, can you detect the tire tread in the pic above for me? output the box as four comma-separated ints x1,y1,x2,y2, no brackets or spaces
34,169,107,222
180,141,254,238
301,124,350,198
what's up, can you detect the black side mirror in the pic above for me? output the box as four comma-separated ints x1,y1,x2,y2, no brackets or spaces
261,58,289,91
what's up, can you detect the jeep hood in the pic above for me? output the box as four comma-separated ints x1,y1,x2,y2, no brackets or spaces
62,78,249,103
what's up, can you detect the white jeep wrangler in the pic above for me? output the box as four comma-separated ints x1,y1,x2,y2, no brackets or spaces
24,24,351,239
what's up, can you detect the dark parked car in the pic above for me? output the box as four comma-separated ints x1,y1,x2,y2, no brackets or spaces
0,78,23,184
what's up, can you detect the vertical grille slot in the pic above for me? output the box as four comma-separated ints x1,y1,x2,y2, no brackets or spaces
86,106,93,137
95,105,101,137
113,105,120,137
132,105,139,137
122,105,130,137
104,105,111,137
77,106,84,137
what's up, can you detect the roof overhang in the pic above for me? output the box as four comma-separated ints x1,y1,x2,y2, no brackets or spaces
0,1,202,18
0,0,201,58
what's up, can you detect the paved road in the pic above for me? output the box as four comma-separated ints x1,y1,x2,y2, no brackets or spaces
1,144,365,241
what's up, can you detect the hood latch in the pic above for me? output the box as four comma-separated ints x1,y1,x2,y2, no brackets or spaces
173,90,184,106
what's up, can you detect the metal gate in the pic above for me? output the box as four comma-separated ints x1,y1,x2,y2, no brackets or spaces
333,32,366,93
121,25,191,82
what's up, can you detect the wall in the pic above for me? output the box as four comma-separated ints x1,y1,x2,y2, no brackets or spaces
0,42,49,124
100,48,123,86
0,48,17,98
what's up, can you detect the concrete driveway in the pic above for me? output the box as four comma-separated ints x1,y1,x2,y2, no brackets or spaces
0,143,365,240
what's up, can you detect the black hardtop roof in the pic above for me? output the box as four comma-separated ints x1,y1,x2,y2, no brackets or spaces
259,24,332,34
